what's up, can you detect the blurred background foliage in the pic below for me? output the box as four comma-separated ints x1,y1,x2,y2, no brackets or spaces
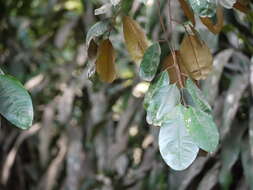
0,0,252,189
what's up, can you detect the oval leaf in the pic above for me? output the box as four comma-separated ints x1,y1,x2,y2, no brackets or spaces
159,105,199,170
123,16,149,64
146,84,180,126
139,42,161,81
0,75,33,129
179,33,213,80
143,71,170,109
95,39,116,83
183,106,219,152
86,20,111,46
185,79,211,113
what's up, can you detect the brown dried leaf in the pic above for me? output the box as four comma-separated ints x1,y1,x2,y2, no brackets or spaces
87,39,98,60
178,0,196,25
179,34,213,80
200,6,224,34
95,39,116,83
162,51,188,87
123,16,149,64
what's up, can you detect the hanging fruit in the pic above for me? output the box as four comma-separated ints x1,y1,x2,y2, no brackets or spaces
123,16,149,64
179,33,213,80
95,39,116,83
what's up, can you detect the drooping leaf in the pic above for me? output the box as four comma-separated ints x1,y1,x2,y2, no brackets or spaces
162,51,188,87
95,39,116,83
123,16,149,64
185,79,211,113
187,0,217,17
143,71,170,109
139,42,161,81
146,84,180,126
183,106,219,152
179,33,213,80
200,6,224,34
178,0,196,25
159,105,199,170
86,20,111,46
0,75,33,129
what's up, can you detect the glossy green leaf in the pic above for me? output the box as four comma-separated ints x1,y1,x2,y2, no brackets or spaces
86,20,111,46
0,75,33,129
183,106,219,152
146,84,180,126
185,79,211,113
188,0,217,17
139,42,161,81
143,71,169,109
159,105,199,171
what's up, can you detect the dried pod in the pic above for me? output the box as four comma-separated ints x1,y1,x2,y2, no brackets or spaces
123,16,149,64
178,0,196,25
179,34,213,80
95,39,116,83
162,51,188,87
200,6,224,34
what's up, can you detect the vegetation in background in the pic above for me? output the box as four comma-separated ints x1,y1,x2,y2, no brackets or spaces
0,0,252,189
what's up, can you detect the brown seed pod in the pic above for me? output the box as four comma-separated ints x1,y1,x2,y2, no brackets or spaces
95,39,116,83
162,51,188,88
200,6,224,34
179,34,213,80
123,16,149,64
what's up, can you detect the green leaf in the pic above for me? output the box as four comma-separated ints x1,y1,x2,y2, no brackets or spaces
159,105,199,171
187,0,216,17
139,42,161,81
143,71,169,109
86,20,111,46
0,75,33,129
184,79,211,113
183,106,219,152
146,83,180,126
